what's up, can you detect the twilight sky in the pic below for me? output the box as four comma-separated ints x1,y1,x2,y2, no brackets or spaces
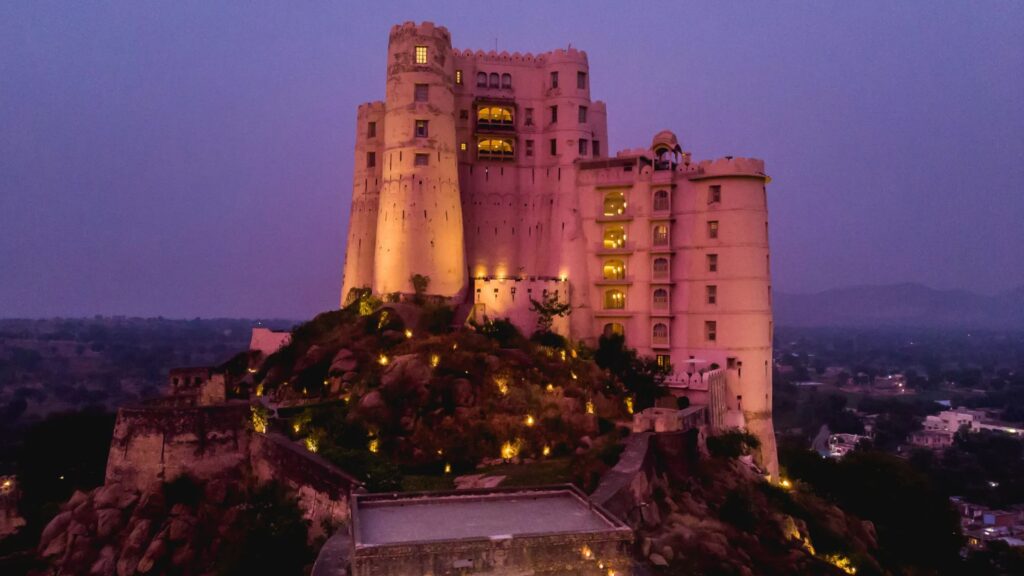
1,1,1021,319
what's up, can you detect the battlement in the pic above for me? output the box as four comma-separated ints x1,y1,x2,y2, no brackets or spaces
389,21,450,41
356,101,385,115
453,46,588,66
688,156,767,180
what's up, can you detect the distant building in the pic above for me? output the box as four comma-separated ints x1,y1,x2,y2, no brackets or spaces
827,433,868,458
923,409,1022,437
909,429,954,449
250,327,291,356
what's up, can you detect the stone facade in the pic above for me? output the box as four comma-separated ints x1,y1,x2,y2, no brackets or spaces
340,21,777,477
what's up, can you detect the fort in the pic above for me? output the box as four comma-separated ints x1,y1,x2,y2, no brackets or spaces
340,21,777,475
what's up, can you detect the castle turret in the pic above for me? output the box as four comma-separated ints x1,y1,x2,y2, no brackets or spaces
340,102,385,305
373,22,466,297
681,157,777,477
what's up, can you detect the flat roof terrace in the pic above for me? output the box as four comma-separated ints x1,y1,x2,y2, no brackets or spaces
352,485,628,547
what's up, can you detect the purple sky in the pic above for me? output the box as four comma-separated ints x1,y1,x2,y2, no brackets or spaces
1,1,1022,319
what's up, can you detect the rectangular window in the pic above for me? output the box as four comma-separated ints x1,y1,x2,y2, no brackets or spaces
414,153,429,166
367,121,376,138
706,285,717,305
455,69,463,85
526,140,534,157
592,140,601,157
707,220,719,239
550,139,557,155
550,106,558,123
459,109,468,119
577,71,587,89
705,321,717,342
578,139,588,156
460,142,467,151
414,84,428,102
525,108,534,126
707,253,718,272
415,45,428,64
366,152,376,168
656,354,671,368
708,184,721,204
578,105,587,123
415,120,428,137
550,71,559,88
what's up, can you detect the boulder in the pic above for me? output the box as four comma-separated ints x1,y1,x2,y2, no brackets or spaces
168,517,194,542
135,526,169,573
64,490,89,511
330,349,358,373
40,530,67,559
90,545,116,576
39,510,72,553
649,552,668,566
96,509,124,539
134,490,165,519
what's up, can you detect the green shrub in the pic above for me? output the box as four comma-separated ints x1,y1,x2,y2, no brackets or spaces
707,430,761,459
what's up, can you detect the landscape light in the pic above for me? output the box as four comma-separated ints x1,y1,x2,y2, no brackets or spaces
430,354,440,367
525,415,535,426
378,354,389,366
404,329,413,338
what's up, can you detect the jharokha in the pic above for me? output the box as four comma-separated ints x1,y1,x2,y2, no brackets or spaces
341,22,777,475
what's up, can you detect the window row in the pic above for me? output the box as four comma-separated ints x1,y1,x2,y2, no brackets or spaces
470,71,513,89
600,321,716,344
600,223,671,248
598,187,723,216
464,137,600,160
599,255,719,280
549,71,589,90
599,286,718,310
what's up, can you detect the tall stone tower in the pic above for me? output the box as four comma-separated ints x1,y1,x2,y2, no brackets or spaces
681,158,777,475
372,22,466,297
340,102,384,304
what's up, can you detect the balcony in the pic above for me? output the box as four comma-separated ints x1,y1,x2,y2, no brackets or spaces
652,336,671,348
476,120,516,133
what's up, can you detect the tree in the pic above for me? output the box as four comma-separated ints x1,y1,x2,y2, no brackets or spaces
528,291,571,334
595,333,669,410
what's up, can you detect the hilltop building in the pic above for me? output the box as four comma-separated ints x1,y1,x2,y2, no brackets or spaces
340,22,777,475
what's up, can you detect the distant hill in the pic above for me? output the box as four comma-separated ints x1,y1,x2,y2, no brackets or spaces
774,283,1024,330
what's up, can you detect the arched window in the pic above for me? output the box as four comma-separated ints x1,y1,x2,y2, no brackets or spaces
653,257,669,279
603,259,625,280
477,106,514,127
476,72,487,87
603,323,624,337
604,289,625,310
489,73,500,88
501,73,512,88
603,225,626,249
653,190,670,211
652,224,669,246
652,323,669,342
653,288,669,308
603,191,626,216
477,138,515,160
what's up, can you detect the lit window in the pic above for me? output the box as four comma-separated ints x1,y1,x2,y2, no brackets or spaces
707,220,719,239
455,69,463,85
656,354,671,368
550,71,559,88
706,285,717,304
414,153,429,166
367,122,376,138
652,224,669,246
653,289,669,308
604,289,625,310
477,106,514,126
366,152,375,168
415,45,428,64
653,190,669,211
707,254,718,272
709,185,721,204
578,139,588,156
603,259,625,280
577,71,587,89
525,140,534,157
705,321,717,342
414,84,428,102
578,106,587,123
653,257,669,278
603,224,626,249
415,120,428,137
603,191,626,216
604,322,624,337
477,138,515,160
460,142,467,151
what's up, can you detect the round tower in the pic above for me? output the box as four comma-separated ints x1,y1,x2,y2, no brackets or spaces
340,101,384,306
373,22,466,297
681,157,777,478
